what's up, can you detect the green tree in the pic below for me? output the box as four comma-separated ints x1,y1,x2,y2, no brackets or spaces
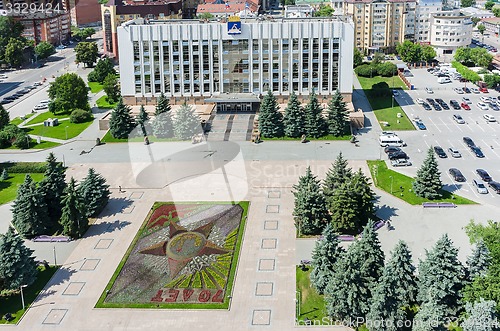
461,298,497,331
460,0,475,7
310,224,344,294
483,74,500,88
34,41,55,59
485,1,495,10
38,153,67,230
75,41,98,67
396,40,422,63
136,104,149,136
353,48,363,68
77,168,110,218
372,52,385,66
417,234,465,317
0,17,24,63
152,93,173,138
5,38,25,68
48,73,90,113
314,4,334,17
322,152,353,201
292,167,330,235
467,239,491,279
422,45,437,63
388,240,418,306
470,47,493,67
59,177,88,239
454,47,471,64
88,57,116,83
477,24,486,35
0,104,9,130
283,91,305,138
326,91,348,136
198,12,214,20
493,7,500,17
304,90,328,138
412,147,442,199
102,74,120,103
1,168,8,180
71,26,95,40
258,90,284,138
11,175,49,238
355,64,377,77
109,98,136,139
173,103,201,140
0,227,38,290
376,62,398,77
412,291,448,331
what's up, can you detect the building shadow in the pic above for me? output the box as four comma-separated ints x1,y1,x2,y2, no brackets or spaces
97,197,134,218
84,220,132,239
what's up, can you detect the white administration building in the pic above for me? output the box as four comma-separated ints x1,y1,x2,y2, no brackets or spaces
117,17,354,111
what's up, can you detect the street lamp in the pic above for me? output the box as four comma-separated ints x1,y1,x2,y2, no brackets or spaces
53,246,57,266
65,126,69,140
20,285,27,310
389,175,394,194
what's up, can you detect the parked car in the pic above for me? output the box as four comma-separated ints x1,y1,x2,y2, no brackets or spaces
384,146,402,154
392,90,400,96
415,119,426,130
470,87,480,94
422,102,431,111
490,103,500,111
391,159,412,167
471,146,485,158
454,87,464,94
450,100,461,110
463,137,475,147
473,179,488,194
416,98,425,104
462,97,472,104
432,103,442,111
480,96,492,103
0,99,12,104
477,102,489,110
480,87,489,93
34,103,49,110
425,87,434,94
461,102,471,110
484,114,496,122
448,147,462,158
449,168,466,182
453,114,465,124
488,181,500,194
476,169,492,182
434,146,447,158
388,151,409,160
462,87,471,93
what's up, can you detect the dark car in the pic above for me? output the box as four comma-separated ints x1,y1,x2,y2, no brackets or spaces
415,120,427,130
462,87,471,93
436,98,450,109
422,102,432,110
0,99,12,104
476,169,492,182
434,146,447,158
384,146,402,154
388,151,409,160
490,104,499,111
488,181,500,194
450,100,461,110
426,98,435,104
432,103,442,111
449,168,466,182
471,146,485,158
463,137,475,148
460,78,468,82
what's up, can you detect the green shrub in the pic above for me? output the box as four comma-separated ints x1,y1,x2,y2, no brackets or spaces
13,132,30,149
376,62,398,77
355,64,376,77
0,131,12,148
0,162,47,173
70,109,93,123
452,61,481,83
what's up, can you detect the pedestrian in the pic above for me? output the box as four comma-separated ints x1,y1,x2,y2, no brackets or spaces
119,186,122,193
386,220,391,231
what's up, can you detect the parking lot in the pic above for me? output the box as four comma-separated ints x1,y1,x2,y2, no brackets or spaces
386,67,500,205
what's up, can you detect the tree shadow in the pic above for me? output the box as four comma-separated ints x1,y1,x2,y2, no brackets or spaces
84,220,132,239
32,289,57,303
375,204,399,220
97,197,134,218
45,266,77,288
441,184,462,194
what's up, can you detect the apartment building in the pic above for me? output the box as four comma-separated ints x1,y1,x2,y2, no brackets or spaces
343,0,416,53
415,0,441,43
68,0,101,26
117,17,354,109
429,10,472,57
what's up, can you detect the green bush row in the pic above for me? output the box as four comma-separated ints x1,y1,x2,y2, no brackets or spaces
451,61,481,83
0,162,48,173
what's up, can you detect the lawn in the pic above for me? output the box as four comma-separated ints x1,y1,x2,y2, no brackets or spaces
0,266,58,324
357,75,415,131
10,113,34,126
101,130,180,143
24,111,70,125
88,81,103,93
0,173,44,204
367,160,476,205
263,134,352,141
6,139,60,150
24,119,93,140
96,95,117,109
296,266,328,324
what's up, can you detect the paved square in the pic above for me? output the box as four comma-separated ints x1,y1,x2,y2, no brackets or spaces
265,205,280,213
129,192,144,199
62,282,85,296
252,309,272,325
255,282,274,296
261,238,277,249
267,191,281,199
94,239,113,249
122,205,135,214
258,259,276,271
264,220,279,230
80,259,100,271
42,309,68,325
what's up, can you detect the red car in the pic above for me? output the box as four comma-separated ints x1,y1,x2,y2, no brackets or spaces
461,102,471,110
480,87,489,93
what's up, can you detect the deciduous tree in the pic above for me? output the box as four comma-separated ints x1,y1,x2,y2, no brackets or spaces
87,57,116,83
34,41,55,59
353,48,363,68
5,38,25,68
102,73,120,103
396,40,422,63
75,41,98,67
48,73,90,113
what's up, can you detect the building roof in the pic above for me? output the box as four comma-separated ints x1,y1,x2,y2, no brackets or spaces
344,0,416,3
481,17,500,25
197,1,259,14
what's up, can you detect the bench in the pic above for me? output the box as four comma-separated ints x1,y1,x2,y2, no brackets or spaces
422,202,457,208
338,235,356,241
374,220,386,230
33,235,71,242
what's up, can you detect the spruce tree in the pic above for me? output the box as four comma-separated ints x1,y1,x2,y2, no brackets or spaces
304,90,328,138
77,168,110,217
1,168,8,180
155,92,172,115
0,227,38,290
466,239,491,279
38,152,66,230
11,175,49,238
109,98,136,139
173,103,201,140
323,152,353,201
283,91,305,138
152,93,173,138
412,147,442,199
258,90,284,138
292,167,330,235
461,298,497,331
417,234,465,317
326,91,348,137
136,104,150,136
59,177,88,239
0,104,9,130
310,224,344,294
389,240,418,306
412,290,448,331
351,169,377,223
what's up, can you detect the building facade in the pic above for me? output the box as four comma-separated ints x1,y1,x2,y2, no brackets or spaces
415,0,441,43
68,0,102,27
429,10,472,57
117,17,354,109
343,0,416,53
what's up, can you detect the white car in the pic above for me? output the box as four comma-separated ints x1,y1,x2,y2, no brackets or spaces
425,87,434,94
39,99,50,105
393,90,400,96
0,74,7,79
448,147,462,158
473,179,488,194
416,98,425,104
34,103,48,110
484,114,496,122
471,87,480,94
477,102,489,110
391,159,412,167
480,96,492,103
453,87,464,94
453,114,465,124
380,131,397,136
462,97,472,104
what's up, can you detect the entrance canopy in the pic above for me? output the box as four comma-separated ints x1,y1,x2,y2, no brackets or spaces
205,94,261,112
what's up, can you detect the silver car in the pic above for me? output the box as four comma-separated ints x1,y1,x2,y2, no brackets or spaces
448,147,462,158
473,179,488,194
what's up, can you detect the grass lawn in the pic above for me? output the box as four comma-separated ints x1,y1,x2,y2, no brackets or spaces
0,173,44,204
10,114,34,126
367,160,476,205
357,75,415,131
6,140,60,150
296,266,328,323
25,119,93,140
101,130,181,143
24,111,70,125
96,95,117,109
88,81,103,93
264,134,352,141
0,266,57,324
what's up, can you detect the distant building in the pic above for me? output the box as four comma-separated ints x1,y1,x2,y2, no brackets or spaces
284,5,314,18
101,0,182,59
415,0,442,43
429,10,473,57
481,17,500,34
460,7,494,19
196,0,259,18
68,0,102,27
117,17,354,109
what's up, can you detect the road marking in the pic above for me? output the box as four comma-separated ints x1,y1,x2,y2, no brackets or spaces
481,139,500,159
426,117,442,133
438,117,453,132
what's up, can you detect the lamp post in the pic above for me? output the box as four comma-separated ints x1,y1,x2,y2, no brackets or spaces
53,246,57,266
65,126,69,140
20,285,27,310
389,175,394,194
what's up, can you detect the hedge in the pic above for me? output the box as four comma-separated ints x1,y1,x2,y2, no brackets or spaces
0,162,48,173
451,61,481,83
